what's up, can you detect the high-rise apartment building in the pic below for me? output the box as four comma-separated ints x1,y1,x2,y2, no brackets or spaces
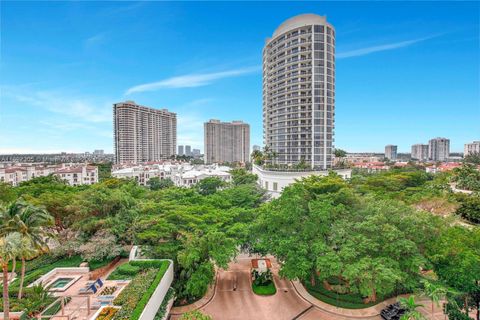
204,120,250,164
411,144,429,161
263,14,335,170
385,145,397,160
428,137,450,161
185,145,192,156
113,101,176,164
178,145,184,156
464,141,480,156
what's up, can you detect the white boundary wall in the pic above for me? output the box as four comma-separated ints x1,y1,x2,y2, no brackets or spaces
252,165,352,198
129,244,174,320
134,259,174,320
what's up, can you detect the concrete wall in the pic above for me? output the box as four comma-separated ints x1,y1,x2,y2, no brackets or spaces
252,165,352,198
137,259,174,320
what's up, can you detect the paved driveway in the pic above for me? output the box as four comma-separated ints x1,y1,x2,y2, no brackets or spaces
171,254,384,320
171,255,310,320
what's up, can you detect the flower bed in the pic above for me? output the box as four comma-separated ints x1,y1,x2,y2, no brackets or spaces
96,306,118,320
100,286,117,296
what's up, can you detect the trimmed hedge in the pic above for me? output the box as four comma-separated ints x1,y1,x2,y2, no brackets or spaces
10,256,84,289
305,282,377,309
43,297,72,316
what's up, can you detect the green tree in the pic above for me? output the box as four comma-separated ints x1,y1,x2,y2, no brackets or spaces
147,177,174,190
399,295,426,320
180,310,212,320
0,183,16,204
334,148,347,158
0,232,21,320
420,279,449,317
251,150,264,165
464,152,480,165
452,163,480,191
427,227,480,319
0,199,55,299
229,169,257,186
455,194,480,224
195,177,225,195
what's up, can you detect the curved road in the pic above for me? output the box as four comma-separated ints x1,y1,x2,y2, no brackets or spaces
171,254,381,320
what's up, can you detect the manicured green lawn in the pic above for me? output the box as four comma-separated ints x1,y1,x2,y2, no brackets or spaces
252,281,277,296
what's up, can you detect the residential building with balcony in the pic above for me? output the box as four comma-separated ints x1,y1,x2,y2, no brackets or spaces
464,141,480,156
263,14,335,170
113,101,176,164
0,163,98,186
428,137,450,161
411,144,429,161
204,119,250,164
385,145,398,160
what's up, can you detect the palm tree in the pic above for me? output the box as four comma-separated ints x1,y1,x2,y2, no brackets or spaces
399,295,427,320
17,237,39,299
0,232,21,320
0,199,54,299
421,279,449,318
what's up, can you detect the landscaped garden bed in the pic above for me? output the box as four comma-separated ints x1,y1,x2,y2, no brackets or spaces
252,281,276,296
251,269,276,296
95,306,119,320
99,286,118,296
109,260,170,320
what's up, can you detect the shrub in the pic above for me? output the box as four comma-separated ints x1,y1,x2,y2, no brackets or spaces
117,263,140,276
130,260,166,269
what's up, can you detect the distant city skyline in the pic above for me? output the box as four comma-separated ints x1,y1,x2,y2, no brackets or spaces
1,1,478,154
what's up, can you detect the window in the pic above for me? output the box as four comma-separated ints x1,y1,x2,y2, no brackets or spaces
273,182,278,191
265,181,269,189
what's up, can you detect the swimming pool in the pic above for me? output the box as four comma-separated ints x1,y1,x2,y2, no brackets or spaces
50,277,74,289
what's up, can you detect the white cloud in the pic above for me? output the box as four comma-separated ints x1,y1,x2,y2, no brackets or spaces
337,35,438,59
125,66,260,95
4,88,112,123
84,32,107,48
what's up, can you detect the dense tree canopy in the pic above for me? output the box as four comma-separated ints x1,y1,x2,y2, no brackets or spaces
253,173,444,302
1,165,478,316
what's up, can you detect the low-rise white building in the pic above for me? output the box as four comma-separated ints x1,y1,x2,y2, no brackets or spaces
252,165,352,199
54,165,98,186
0,163,98,186
111,162,231,187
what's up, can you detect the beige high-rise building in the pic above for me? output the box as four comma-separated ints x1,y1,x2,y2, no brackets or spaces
204,120,250,164
113,101,176,164
428,137,450,161
263,14,335,170
464,141,480,156
385,145,397,160
411,144,429,161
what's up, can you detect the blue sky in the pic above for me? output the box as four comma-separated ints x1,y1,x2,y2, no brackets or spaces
1,1,479,154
